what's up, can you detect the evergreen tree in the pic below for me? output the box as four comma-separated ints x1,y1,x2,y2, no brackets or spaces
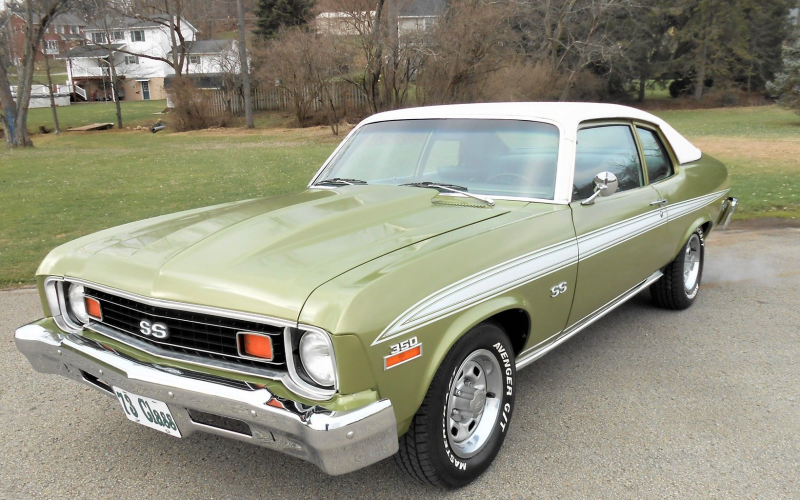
767,34,800,113
254,0,314,39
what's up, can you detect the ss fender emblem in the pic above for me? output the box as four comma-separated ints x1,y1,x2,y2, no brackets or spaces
139,319,169,339
550,281,568,298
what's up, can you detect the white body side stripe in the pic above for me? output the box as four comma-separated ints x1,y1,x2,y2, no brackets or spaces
372,189,729,345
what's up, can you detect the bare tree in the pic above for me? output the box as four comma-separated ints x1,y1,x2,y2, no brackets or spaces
0,0,78,147
40,37,61,134
236,0,254,128
415,0,519,105
257,27,352,132
321,0,386,113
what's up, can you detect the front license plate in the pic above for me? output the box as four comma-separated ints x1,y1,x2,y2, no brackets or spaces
112,386,182,438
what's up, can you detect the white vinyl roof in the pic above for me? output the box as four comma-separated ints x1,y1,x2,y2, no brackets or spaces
362,102,702,165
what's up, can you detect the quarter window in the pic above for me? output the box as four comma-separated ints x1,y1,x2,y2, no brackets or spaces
574,125,643,200
636,127,674,183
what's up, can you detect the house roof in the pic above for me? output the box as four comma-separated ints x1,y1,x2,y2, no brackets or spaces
13,11,87,26
315,0,444,17
167,39,234,56
58,43,125,59
83,15,197,33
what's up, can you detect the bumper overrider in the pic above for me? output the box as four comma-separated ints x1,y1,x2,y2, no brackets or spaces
15,320,399,475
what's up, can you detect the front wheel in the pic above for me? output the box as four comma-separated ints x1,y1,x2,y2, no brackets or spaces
651,227,705,310
395,322,516,489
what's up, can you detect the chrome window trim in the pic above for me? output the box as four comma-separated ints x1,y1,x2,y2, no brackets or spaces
45,276,338,401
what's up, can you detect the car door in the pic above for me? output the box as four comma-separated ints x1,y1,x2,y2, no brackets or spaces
566,122,672,327
633,123,706,262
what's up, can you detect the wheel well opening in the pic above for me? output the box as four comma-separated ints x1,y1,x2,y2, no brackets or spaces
489,309,530,356
701,221,713,238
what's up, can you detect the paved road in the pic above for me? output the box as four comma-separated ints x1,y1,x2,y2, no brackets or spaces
1,225,798,499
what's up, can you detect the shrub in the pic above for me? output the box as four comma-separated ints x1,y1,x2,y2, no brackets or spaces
167,77,231,131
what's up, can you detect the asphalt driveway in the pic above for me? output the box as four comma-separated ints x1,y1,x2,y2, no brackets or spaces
1,224,798,499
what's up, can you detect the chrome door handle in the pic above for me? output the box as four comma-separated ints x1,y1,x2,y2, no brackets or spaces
650,199,668,206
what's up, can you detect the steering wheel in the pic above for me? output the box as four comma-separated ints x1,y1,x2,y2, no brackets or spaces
486,172,534,185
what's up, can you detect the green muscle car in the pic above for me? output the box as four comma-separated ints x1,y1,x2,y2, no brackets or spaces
15,103,737,488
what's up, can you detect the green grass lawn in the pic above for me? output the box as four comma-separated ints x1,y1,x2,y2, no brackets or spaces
25,100,168,132
653,106,800,221
1,104,799,286
0,127,339,286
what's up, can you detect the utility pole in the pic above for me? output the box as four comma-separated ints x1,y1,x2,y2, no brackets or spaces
236,0,254,128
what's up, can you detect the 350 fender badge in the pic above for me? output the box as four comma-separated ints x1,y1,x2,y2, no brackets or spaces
384,336,423,370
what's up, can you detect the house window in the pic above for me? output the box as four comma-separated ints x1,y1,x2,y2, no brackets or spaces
71,26,79,34
59,26,65,34
45,40,59,54
112,31,124,41
91,32,106,44
124,56,139,65
131,30,145,42
189,56,200,65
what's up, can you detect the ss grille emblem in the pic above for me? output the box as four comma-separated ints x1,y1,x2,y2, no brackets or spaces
139,319,169,339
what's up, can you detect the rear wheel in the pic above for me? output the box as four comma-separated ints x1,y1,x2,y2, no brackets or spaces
395,322,515,489
651,227,705,310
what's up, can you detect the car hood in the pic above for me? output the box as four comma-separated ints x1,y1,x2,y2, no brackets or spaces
39,185,510,321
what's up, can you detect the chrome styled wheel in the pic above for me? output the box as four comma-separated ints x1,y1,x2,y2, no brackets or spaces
446,349,503,459
683,233,702,292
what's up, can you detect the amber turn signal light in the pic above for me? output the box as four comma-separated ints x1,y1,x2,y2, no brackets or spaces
85,297,102,320
384,345,422,369
240,333,274,360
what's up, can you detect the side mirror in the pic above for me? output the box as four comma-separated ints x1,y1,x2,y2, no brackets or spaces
581,171,619,205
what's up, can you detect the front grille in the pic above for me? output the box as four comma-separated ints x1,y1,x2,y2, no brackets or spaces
86,288,285,369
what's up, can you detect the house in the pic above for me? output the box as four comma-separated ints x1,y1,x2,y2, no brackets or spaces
315,0,445,36
60,15,198,102
6,11,87,65
173,39,240,75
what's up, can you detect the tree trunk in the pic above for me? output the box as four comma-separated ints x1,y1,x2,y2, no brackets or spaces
638,74,646,103
386,0,398,110
694,41,707,102
41,44,61,134
236,0,254,128
109,55,123,128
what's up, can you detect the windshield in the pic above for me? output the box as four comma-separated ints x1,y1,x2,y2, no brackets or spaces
316,119,561,200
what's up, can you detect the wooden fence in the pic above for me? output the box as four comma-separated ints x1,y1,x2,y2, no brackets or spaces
204,82,370,116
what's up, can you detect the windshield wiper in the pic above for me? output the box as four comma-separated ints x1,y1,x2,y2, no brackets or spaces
315,177,368,186
401,182,495,206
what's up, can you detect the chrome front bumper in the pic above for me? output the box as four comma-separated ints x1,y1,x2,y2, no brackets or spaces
15,321,398,475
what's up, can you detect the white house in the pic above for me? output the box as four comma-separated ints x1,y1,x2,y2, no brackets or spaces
61,15,200,101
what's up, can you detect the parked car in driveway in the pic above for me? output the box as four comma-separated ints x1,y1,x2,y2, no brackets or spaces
15,103,736,488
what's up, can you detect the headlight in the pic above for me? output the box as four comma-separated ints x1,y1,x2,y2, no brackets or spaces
67,284,89,324
298,330,335,387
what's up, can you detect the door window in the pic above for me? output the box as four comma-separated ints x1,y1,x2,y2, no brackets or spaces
574,125,643,200
636,127,674,183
